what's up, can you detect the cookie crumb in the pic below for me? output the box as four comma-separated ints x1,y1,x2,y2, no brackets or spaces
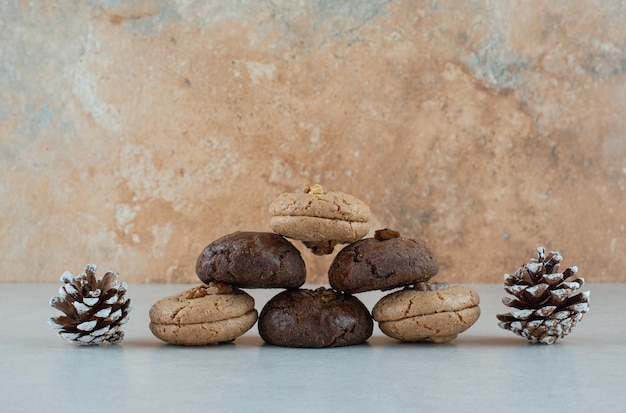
182,282,234,299
304,184,325,194
374,228,400,241
302,240,337,255
183,285,209,299
414,281,449,291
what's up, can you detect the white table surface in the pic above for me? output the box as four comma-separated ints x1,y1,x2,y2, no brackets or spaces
0,283,623,413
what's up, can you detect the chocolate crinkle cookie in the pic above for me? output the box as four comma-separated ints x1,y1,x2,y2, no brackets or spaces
196,231,306,289
258,287,373,348
328,229,439,293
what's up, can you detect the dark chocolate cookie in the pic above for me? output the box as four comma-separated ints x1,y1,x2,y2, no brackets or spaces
196,231,306,289
328,229,439,293
258,287,373,348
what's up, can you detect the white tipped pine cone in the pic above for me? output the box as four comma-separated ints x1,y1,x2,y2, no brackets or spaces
496,247,590,344
49,264,133,345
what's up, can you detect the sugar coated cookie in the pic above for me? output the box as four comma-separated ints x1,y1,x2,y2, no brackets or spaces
269,184,371,253
149,283,257,345
328,229,438,293
258,287,373,348
372,283,480,343
196,231,306,289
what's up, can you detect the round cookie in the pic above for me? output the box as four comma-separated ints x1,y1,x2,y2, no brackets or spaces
258,287,373,348
269,184,371,252
149,283,258,345
196,231,306,289
372,283,480,343
328,229,439,293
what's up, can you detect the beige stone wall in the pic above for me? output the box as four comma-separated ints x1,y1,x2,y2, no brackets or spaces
2,1,625,283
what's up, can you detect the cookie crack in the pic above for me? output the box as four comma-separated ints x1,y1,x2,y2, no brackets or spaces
404,298,414,317
329,323,356,347
169,303,188,322
456,311,464,323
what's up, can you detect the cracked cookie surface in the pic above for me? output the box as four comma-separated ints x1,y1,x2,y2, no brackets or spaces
258,287,373,348
269,185,371,245
372,285,480,343
196,231,306,289
329,234,439,293
149,283,258,345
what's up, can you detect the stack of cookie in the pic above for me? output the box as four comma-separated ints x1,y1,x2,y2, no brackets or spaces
260,184,375,347
149,184,480,347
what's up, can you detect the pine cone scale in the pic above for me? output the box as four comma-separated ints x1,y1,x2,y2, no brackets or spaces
72,301,91,314
50,296,75,316
522,284,550,304
77,320,98,331
104,293,119,304
104,309,125,325
542,273,564,285
60,332,80,341
92,326,111,336
567,301,590,313
537,305,557,317
95,307,112,318
98,271,117,290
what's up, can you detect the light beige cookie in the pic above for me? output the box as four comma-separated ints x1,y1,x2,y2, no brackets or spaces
269,184,371,247
149,282,257,345
372,283,480,343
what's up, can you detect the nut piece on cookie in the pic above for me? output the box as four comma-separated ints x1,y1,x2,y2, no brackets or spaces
149,282,258,346
328,229,439,293
269,184,371,255
196,231,306,289
258,287,373,348
372,282,480,343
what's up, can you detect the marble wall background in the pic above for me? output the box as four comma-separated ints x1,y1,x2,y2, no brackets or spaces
1,0,625,283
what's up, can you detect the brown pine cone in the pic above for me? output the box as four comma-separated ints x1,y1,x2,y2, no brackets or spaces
49,264,133,345
496,247,590,344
